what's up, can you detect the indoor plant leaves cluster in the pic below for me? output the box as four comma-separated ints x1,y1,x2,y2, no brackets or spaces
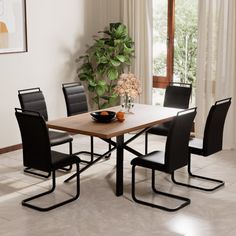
77,22,134,109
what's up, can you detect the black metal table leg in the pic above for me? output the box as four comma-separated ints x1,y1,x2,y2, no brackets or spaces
116,135,124,196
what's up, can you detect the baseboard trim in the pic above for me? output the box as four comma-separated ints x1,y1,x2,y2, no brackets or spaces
0,144,22,154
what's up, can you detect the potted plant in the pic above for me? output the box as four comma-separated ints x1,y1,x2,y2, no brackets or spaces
76,22,134,109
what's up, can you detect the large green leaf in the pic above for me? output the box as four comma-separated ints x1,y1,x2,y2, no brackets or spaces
123,43,134,54
95,85,106,96
110,59,121,67
97,56,108,64
113,24,127,39
78,73,93,81
97,80,107,86
114,39,122,47
107,67,118,80
95,39,105,46
88,80,97,87
116,55,126,63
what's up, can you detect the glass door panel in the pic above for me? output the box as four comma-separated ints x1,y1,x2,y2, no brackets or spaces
153,0,168,77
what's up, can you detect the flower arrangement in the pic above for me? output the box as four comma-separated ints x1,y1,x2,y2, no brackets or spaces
114,73,142,112
114,73,142,98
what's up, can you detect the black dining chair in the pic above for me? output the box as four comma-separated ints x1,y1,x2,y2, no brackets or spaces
173,98,231,191
131,107,197,211
15,108,80,212
145,82,192,154
18,87,73,177
62,82,111,163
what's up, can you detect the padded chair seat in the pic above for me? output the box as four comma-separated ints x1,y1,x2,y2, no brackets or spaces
189,138,204,155
131,151,166,171
148,121,172,136
49,130,73,146
51,151,79,170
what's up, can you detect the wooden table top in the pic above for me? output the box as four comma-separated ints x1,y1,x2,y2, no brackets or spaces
47,104,181,139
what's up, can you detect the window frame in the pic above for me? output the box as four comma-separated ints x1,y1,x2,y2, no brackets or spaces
153,0,175,89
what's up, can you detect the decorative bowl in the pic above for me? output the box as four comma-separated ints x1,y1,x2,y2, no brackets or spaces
90,111,116,122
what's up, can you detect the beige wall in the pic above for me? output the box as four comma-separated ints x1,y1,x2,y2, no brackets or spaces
0,0,121,148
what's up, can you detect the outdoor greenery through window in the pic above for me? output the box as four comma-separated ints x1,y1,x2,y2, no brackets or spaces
153,0,198,106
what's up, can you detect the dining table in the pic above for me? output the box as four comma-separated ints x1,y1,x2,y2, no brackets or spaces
47,103,180,197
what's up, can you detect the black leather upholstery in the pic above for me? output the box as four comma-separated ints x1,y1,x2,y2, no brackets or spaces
49,130,73,146
145,83,192,154
147,82,192,136
189,98,231,156
164,83,192,109
131,108,197,211
18,88,72,147
15,110,76,172
131,151,165,170
15,109,80,211
147,121,171,135
18,88,48,121
62,83,88,116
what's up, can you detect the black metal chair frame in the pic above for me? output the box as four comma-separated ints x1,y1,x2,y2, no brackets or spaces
172,98,231,191
15,108,80,211
145,82,192,154
18,88,73,178
22,165,80,212
131,108,197,211
62,82,111,165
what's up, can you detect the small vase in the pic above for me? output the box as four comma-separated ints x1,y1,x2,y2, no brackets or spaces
121,94,134,113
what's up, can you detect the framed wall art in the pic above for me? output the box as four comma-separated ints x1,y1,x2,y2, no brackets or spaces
0,0,27,54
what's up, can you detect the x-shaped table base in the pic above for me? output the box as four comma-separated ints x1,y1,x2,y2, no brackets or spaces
64,127,150,196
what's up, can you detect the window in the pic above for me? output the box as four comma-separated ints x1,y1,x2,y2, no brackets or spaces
153,0,174,89
153,0,198,106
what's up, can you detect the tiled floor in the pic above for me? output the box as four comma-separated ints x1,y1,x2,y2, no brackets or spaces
0,134,236,236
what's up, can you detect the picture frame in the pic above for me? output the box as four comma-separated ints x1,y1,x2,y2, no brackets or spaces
0,0,27,54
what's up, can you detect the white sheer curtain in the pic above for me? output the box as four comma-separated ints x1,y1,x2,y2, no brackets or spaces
121,0,153,104
196,0,236,149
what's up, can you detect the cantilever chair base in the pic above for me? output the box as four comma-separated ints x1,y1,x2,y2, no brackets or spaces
24,165,73,178
74,150,103,164
24,167,51,178
132,168,190,212
75,136,111,165
22,164,80,212
171,168,225,192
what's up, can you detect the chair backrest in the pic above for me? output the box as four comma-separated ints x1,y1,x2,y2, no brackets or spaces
62,82,88,116
18,88,49,121
202,98,231,156
15,108,52,172
165,107,197,172
164,82,192,109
